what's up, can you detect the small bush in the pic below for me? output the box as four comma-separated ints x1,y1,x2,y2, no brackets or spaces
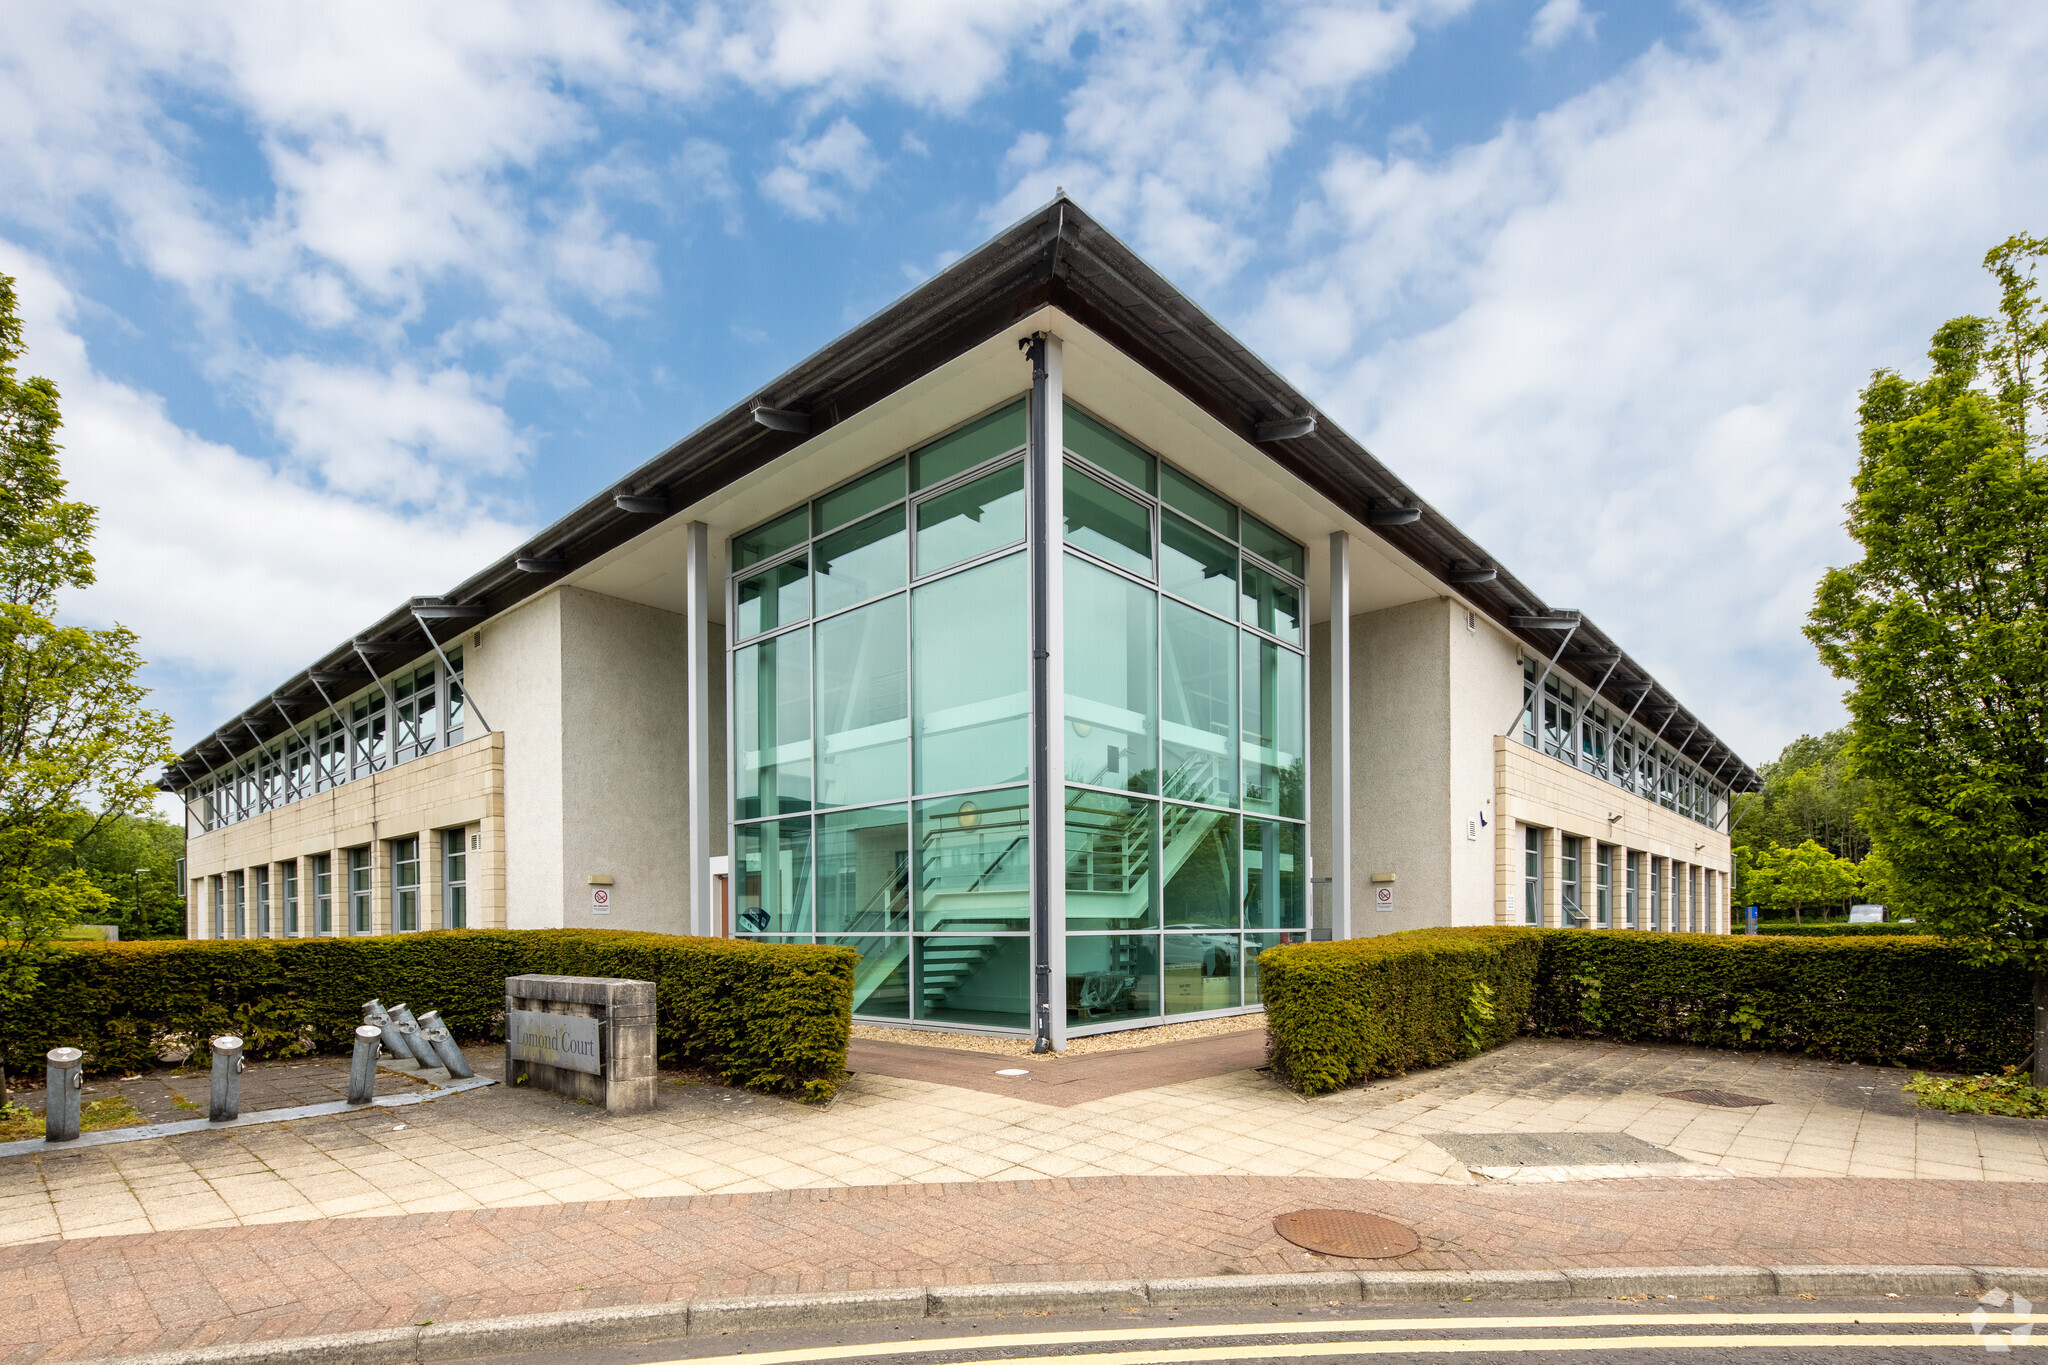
0,930,855,1100
1259,928,1540,1095
1905,1069,2048,1118
1261,927,2031,1094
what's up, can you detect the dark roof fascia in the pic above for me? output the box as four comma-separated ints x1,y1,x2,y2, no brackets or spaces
171,196,1758,794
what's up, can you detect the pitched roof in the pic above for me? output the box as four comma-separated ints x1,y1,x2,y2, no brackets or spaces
168,196,1759,794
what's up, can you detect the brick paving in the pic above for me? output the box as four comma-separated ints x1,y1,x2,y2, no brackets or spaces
2,1034,2046,1360
3,1037,2045,1247
2,1174,2045,1362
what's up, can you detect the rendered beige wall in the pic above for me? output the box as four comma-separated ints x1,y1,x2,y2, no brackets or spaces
471,590,567,930
558,587,688,934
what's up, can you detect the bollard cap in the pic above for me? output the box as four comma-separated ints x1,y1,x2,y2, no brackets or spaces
355,1024,384,1040
212,1035,243,1053
46,1046,82,1066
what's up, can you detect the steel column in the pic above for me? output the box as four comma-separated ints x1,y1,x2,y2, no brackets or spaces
685,520,712,937
1026,332,1066,1054
1327,531,1352,941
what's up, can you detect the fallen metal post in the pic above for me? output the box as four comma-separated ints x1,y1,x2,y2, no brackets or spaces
44,1048,83,1142
209,1035,243,1122
416,1010,474,1079
347,1025,382,1104
390,1004,441,1067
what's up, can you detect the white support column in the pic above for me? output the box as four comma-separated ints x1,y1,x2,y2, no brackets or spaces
1027,332,1066,1053
685,520,712,938
1327,530,1352,941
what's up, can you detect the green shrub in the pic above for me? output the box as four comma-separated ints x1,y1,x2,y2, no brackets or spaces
1904,1069,2048,1118
1259,928,1540,1095
1531,930,2026,1069
0,930,855,1100
1261,927,2030,1094
1749,921,1925,936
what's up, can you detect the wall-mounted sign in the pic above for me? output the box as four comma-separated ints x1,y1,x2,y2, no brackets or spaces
1375,885,1394,911
506,1008,602,1075
591,887,610,913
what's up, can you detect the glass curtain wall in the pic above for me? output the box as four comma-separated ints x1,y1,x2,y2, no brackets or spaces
727,398,1309,1034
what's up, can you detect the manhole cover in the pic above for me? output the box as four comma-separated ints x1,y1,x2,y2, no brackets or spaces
1660,1088,1772,1108
1273,1209,1420,1259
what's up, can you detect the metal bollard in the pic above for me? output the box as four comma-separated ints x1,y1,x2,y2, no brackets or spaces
364,999,409,1062
390,1004,441,1067
415,1010,474,1079
44,1048,83,1142
209,1036,244,1122
347,1025,382,1104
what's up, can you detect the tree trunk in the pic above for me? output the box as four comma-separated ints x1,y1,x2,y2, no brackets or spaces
2035,971,2047,1091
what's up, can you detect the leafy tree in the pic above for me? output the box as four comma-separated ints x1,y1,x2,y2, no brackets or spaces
1807,233,2048,1083
1769,840,1863,924
0,275,178,1073
56,811,186,938
1729,728,1870,865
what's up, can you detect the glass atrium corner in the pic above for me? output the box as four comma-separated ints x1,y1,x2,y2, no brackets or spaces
728,385,1308,1042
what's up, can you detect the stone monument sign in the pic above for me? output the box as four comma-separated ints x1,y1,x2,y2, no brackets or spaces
503,973,656,1113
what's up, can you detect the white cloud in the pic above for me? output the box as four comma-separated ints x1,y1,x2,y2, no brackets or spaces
258,359,533,510
990,1,1460,285
761,117,882,221
0,244,529,748
1252,0,2048,759
1528,0,1598,50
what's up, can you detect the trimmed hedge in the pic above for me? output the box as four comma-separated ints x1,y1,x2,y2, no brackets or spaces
1,930,856,1100
1260,928,1540,1095
1750,921,1924,937
1262,927,2031,1095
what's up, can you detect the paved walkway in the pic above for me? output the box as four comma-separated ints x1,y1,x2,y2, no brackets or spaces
4,1175,2046,1362
3,1034,2047,1361
4,1036,2043,1246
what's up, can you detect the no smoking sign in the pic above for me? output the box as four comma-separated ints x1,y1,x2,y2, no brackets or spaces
591,886,611,913
1375,885,1394,910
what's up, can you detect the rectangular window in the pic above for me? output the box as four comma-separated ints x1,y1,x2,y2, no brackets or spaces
232,870,246,937
212,875,224,938
1560,836,1582,927
1690,865,1702,932
1520,660,1539,749
349,846,371,934
442,830,467,929
1243,817,1304,930
313,852,333,933
915,788,1029,934
394,665,438,760
815,595,908,809
1543,679,1577,764
1650,857,1664,931
1064,555,1158,792
1064,790,1157,931
1625,851,1640,929
255,866,270,937
911,553,1027,794
736,817,816,935
735,628,813,819
1595,844,1612,928
283,860,299,936
1240,635,1304,818
352,695,387,778
1162,599,1237,808
916,461,1025,573
1523,827,1542,925
444,647,465,744
1581,710,1608,780
392,836,419,932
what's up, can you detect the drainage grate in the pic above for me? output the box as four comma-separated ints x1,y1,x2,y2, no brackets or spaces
1660,1088,1772,1108
1273,1209,1421,1260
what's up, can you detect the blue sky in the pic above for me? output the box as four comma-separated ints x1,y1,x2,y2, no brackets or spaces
2,0,2043,790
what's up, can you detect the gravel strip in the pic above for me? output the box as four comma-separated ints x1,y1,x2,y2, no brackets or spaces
850,1011,1265,1059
